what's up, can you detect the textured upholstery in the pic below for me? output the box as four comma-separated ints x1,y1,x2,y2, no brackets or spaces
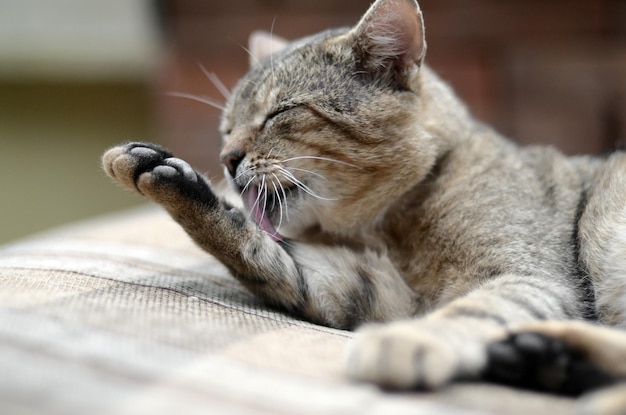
0,207,575,414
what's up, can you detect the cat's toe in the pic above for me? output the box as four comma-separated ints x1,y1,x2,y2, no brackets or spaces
139,157,207,195
484,331,616,395
162,157,199,183
142,157,196,186
102,142,172,187
346,322,461,390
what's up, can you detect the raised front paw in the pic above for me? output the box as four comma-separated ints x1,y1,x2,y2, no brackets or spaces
102,142,217,208
346,320,486,390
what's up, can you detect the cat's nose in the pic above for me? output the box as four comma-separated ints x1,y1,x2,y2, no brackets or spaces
220,149,245,178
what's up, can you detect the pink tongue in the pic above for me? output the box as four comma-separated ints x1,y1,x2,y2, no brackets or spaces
244,186,282,242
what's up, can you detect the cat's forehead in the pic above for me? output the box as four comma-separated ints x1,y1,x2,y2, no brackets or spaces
253,49,333,97
231,29,351,108
225,66,294,128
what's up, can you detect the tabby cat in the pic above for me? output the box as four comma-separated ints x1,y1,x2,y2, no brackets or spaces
103,0,626,412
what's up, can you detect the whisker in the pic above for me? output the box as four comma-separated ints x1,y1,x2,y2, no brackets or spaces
235,41,268,76
278,167,338,201
166,92,225,111
234,165,255,181
270,178,284,232
280,155,362,170
240,78,259,88
284,166,328,181
268,176,278,212
278,238,296,250
269,17,277,89
260,175,268,226
240,177,255,199
252,177,264,216
197,62,231,100
272,172,290,222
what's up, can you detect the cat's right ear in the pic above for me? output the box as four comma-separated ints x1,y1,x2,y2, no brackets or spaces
248,31,290,68
351,0,426,88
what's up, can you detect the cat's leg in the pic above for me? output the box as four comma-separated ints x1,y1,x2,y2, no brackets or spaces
578,152,626,328
103,142,416,328
525,152,626,411
347,273,582,389
480,154,626,399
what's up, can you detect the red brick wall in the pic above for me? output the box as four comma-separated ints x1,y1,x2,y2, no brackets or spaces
157,0,626,177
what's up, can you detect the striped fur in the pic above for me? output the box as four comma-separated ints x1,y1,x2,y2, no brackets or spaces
103,0,626,411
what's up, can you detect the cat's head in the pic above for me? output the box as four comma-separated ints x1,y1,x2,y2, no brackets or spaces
219,0,464,240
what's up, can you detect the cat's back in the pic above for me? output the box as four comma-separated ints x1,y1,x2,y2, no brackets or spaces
397,126,594,234
384,128,600,305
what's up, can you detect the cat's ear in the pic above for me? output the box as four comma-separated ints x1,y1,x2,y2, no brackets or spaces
351,0,426,87
248,31,290,68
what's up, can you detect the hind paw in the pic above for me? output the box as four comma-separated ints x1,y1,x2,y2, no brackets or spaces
484,322,619,395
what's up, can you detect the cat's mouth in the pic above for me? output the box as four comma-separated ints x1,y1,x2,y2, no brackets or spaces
241,185,287,242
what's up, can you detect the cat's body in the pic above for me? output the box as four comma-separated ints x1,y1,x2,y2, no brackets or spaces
103,0,626,412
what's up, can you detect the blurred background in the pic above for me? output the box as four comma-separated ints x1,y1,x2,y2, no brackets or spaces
1,0,625,244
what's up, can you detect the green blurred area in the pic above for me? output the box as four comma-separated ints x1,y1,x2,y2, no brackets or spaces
0,82,155,244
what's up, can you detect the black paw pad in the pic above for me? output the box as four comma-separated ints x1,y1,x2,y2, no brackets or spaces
119,142,216,207
126,142,173,158
149,159,210,200
122,143,173,183
484,332,616,396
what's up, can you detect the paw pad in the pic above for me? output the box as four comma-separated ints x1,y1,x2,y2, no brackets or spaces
103,141,215,207
485,332,616,395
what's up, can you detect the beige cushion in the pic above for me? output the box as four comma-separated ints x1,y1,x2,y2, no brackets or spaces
0,207,575,414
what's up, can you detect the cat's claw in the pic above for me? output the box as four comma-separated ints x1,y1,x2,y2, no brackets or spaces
102,142,217,208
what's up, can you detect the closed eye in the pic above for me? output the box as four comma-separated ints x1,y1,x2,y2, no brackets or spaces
262,104,301,129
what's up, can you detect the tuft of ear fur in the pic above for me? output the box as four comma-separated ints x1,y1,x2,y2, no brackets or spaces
248,31,290,68
351,0,426,88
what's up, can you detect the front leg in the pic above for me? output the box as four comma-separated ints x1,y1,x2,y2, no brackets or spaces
102,142,416,328
347,273,584,389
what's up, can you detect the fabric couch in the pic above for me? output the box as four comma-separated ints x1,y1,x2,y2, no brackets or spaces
0,207,577,414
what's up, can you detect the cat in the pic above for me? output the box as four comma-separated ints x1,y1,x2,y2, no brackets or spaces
103,0,626,412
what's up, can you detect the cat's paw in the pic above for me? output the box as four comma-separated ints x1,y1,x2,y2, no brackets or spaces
346,320,485,390
484,322,619,396
102,142,217,207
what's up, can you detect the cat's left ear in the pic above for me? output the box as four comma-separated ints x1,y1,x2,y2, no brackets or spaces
248,31,290,68
351,0,426,88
